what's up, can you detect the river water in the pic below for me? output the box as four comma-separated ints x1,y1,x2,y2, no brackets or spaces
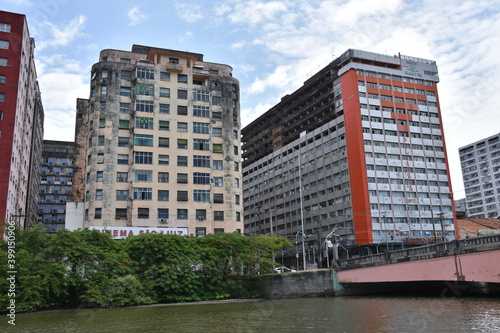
2,297,499,333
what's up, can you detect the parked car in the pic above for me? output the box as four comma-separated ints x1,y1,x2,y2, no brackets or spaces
274,267,296,273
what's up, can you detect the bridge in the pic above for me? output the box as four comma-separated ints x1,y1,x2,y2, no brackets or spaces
262,234,500,298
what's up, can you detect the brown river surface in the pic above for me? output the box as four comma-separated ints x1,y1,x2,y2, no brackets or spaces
2,296,499,332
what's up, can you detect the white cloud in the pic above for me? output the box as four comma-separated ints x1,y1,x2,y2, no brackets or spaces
241,101,276,127
214,0,500,197
175,3,204,22
178,31,193,43
37,69,89,141
6,0,32,5
128,7,149,26
226,0,288,25
34,15,87,50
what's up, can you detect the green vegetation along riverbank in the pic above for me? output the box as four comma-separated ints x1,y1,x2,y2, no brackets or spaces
0,225,291,313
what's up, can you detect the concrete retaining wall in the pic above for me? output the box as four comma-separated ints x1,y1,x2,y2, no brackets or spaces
261,269,335,299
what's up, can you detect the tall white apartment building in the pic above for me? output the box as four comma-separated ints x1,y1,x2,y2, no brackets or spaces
459,133,500,218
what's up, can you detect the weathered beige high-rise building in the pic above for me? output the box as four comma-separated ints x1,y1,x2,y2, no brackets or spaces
75,45,242,237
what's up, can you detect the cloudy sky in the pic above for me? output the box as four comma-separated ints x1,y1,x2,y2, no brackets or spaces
3,0,500,199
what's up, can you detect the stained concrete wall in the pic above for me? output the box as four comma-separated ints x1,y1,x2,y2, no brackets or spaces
261,269,335,299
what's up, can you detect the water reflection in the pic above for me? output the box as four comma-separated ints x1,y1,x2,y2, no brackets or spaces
2,297,499,333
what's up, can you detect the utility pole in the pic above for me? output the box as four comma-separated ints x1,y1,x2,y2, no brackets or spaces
270,209,275,269
298,153,307,271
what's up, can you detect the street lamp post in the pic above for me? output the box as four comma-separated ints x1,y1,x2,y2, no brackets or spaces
297,152,307,271
269,209,275,270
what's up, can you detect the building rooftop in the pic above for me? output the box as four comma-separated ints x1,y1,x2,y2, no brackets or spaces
457,218,500,238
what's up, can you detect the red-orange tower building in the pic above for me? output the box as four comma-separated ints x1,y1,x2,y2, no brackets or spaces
242,49,458,263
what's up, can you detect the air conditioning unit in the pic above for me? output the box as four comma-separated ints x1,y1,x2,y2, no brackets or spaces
159,218,169,223
197,216,205,221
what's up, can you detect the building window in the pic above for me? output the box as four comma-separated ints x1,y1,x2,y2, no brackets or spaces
158,190,169,201
212,128,222,137
134,134,153,146
235,178,240,188
234,162,239,172
0,58,7,67
121,70,132,81
117,154,129,164
193,172,210,184
177,208,188,219
0,75,5,84
133,187,152,200
193,138,210,150
236,212,241,222
136,83,154,95
178,74,188,83
160,72,170,81
177,173,188,183
99,118,106,128
115,208,127,219
177,139,188,149
159,104,170,114
158,208,169,219
135,117,153,129
177,122,188,132
196,209,207,220
213,177,223,187
160,87,170,97
234,145,239,155
193,122,210,134
177,105,188,115
212,96,221,105
193,89,210,102
158,137,169,148
213,144,223,153
236,194,240,205
96,171,103,182
95,208,102,219
136,67,154,79
194,190,210,202
116,190,128,201
120,86,131,96
213,160,223,170
0,23,11,32
158,154,169,165
169,57,179,64
194,155,210,167
178,89,188,99
97,153,104,163
134,151,153,164
159,120,170,131
95,189,103,200
214,211,224,221
196,227,206,237
117,172,128,182
177,156,188,167
98,135,105,146
136,100,154,112
214,193,224,203
133,169,153,182
158,172,169,183
212,112,222,121
119,103,130,113
138,208,149,219
118,137,129,147
177,191,188,201
193,105,210,118
101,85,107,95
